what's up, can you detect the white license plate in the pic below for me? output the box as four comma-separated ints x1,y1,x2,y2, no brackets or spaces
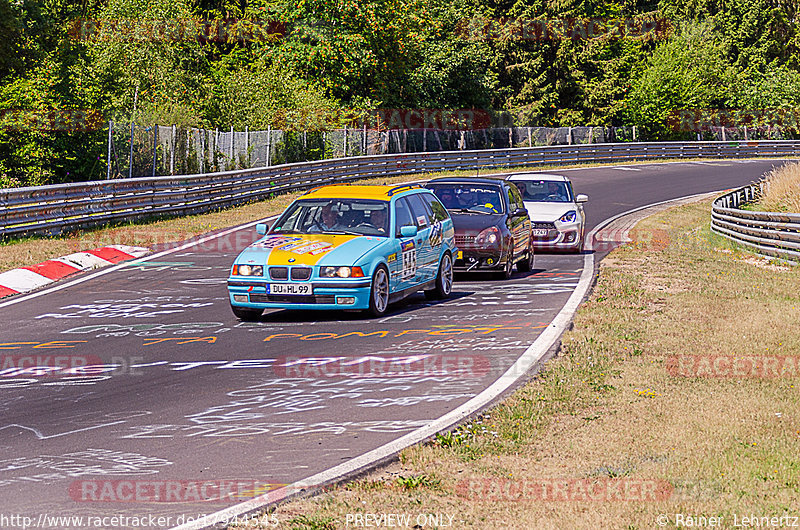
269,283,312,295
532,229,549,236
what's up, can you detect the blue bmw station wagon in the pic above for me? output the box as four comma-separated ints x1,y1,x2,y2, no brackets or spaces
227,184,457,318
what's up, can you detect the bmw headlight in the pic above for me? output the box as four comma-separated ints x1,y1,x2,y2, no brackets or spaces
558,210,577,223
233,264,263,276
320,266,365,278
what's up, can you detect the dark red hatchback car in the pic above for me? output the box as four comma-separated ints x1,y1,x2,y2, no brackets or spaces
425,177,533,279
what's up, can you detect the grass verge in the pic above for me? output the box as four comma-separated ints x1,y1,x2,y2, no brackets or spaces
754,161,800,213
2,156,790,272
246,198,800,529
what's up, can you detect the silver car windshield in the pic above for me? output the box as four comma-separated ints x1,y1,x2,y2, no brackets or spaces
512,180,572,203
271,199,390,237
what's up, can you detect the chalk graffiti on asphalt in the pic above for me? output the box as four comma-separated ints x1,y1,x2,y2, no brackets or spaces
183,376,477,420
261,324,542,342
36,298,216,319
0,448,172,488
119,420,435,439
60,322,226,338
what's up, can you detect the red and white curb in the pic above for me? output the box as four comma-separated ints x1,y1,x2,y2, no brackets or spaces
0,245,149,299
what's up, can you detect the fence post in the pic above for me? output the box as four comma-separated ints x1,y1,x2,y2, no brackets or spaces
633,126,638,141
128,86,138,179
128,121,135,178
200,129,205,174
343,125,348,157
245,125,249,168
214,128,218,171
362,122,367,154
151,125,158,177
721,127,726,141
229,125,234,168
423,128,427,152
107,120,112,179
266,125,271,167
744,126,748,141
170,125,176,175
527,127,532,147
567,127,573,145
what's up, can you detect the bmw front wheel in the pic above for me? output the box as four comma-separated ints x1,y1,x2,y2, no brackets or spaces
367,265,390,317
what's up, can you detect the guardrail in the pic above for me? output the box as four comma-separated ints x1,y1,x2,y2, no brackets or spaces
3,140,800,238
711,182,800,261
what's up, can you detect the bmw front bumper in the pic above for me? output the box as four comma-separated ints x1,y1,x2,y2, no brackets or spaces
227,279,373,311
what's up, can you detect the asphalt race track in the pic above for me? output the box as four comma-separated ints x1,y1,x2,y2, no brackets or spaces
0,160,789,528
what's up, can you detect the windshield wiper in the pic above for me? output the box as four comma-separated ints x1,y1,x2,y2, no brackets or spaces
453,208,492,215
324,230,363,236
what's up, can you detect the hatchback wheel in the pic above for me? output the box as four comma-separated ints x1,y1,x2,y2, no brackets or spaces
517,250,533,272
425,252,453,300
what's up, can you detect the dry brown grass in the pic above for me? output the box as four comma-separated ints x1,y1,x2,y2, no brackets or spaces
757,161,800,213
248,199,800,529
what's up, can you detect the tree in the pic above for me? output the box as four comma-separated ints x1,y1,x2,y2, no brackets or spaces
621,23,735,139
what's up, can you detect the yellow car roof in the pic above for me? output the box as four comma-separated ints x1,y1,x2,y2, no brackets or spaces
303,184,420,201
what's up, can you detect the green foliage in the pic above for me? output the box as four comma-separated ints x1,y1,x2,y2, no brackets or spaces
622,23,735,139
272,0,432,104
394,474,441,490
209,61,338,130
80,0,206,126
1,0,799,186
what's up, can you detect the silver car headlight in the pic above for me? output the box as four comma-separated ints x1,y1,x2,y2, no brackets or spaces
558,210,577,223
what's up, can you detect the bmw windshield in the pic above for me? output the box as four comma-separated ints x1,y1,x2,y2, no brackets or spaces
270,199,390,237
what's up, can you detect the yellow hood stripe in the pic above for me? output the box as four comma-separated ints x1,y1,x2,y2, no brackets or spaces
254,234,360,266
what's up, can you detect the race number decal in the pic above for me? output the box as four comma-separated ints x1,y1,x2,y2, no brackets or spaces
400,240,417,280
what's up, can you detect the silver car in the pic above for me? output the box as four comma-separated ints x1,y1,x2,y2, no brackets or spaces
505,173,588,252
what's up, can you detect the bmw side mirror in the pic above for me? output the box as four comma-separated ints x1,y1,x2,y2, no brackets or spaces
400,225,418,237
576,194,589,203
256,223,269,235
513,208,529,218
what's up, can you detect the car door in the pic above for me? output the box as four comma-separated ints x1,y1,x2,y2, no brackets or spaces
506,183,531,259
404,192,435,283
390,196,419,292
420,192,449,265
